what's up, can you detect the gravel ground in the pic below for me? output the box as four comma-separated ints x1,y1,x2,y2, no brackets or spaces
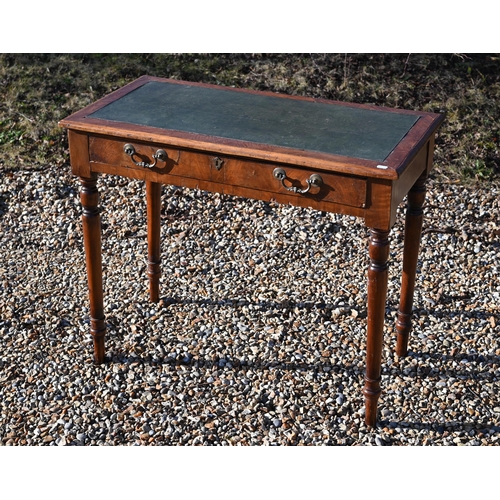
0,163,499,446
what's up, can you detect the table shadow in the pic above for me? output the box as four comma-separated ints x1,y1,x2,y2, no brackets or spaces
101,294,500,431
105,294,500,382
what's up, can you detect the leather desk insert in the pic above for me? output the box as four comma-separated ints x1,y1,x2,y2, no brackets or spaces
88,80,419,162
59,76,444,427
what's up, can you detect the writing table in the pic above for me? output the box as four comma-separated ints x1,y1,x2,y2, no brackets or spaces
60,76,444,426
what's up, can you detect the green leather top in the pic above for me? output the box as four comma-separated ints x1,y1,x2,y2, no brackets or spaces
89,81,419,162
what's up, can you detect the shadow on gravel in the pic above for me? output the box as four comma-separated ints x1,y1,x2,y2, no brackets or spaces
378,420,500,437
104,341,500,387
104,297,500,382
106,349,500,385
156,295,338,311
0,192,9,219
100,294,500,434
370,421,500,447
406,350,500,373
106,349,365,377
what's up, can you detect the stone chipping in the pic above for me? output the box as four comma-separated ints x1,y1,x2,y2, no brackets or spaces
0,164,499,446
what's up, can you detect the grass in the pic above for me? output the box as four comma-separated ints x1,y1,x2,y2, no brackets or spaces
1,53,499,183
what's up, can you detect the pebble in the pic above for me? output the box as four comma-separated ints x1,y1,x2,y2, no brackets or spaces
0,165,499,445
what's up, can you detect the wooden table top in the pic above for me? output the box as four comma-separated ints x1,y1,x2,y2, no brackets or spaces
60,76,444,180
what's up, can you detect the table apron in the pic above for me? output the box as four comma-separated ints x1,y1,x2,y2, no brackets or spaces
87,135,372,218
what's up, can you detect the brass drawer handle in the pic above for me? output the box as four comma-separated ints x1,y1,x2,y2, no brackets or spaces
123,143,167,169
273,168,323,194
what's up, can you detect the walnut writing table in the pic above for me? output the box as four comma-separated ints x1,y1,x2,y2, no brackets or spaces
59,76,444,426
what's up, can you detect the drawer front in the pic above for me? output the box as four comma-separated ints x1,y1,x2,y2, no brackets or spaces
89,136,223,183
89,136,366,209
223,157,367,208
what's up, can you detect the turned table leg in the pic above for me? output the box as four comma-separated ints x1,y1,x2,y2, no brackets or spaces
396,171,427,357
80,175,106,364
363,229,390,427
146,181,162,302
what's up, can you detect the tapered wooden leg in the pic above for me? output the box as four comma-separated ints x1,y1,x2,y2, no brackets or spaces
363,229,390,427
80,175,106,364
396,172,427,357
146,181,162,302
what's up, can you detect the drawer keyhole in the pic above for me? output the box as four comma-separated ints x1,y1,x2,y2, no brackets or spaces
211,157,224,171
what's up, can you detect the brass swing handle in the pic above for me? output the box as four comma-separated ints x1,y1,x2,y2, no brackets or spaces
273,168,323,194
123,144,168,169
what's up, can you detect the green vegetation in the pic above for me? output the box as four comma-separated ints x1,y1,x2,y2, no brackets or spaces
1,53,499,183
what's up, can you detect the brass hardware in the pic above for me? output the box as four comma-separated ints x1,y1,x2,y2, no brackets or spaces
123,143,136,156
273,168,323,194
123,143,167,169
211,157,224,171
